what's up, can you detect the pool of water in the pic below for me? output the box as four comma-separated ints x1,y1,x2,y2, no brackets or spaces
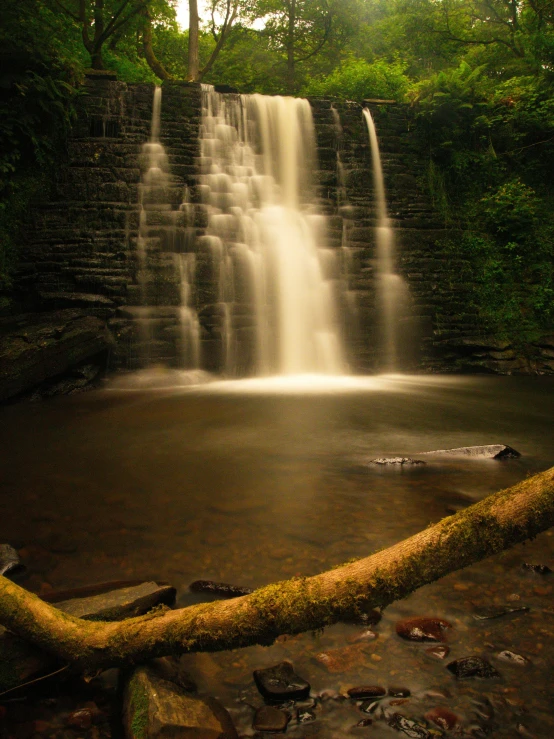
1,374,553,737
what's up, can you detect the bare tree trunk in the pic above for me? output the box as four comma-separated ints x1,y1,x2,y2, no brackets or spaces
188,0,200,81
0,466,552,684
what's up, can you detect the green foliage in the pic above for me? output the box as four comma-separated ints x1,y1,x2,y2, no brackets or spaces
302,58,409,101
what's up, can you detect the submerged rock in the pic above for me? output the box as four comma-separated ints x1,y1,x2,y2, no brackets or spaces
0,544,25,578
420,444,520,459
347,686,386,700
314,645,368,673
396,617,452,642
472,605,529,620
424,707,459,731
189,580,253,598
123,665,238,739
497,650,530,666
447,656,500,679
388,687,411,698
388,713,432,738
369,458,425,465
253,661,310,703
425,645,450,660
521,563,552,575
252,706,290,732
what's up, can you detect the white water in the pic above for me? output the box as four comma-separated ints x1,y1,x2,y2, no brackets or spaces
363,108,406,371
199,87,346,375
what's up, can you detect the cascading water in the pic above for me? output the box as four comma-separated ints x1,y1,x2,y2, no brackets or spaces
198,87,346,376
363,108,406,371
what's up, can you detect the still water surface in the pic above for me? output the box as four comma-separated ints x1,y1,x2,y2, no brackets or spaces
1,374,553,737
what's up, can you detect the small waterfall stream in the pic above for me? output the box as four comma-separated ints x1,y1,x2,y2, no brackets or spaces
363,108,406,371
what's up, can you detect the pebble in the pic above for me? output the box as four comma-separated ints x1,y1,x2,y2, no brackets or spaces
447,656,500,679
425,645,450,660
389,687,411,698
388,712,431,738
296,708,316,723
252,706,290,733
395,616,452,642
424,707,459,730
497,650,530,665
347,629,378,644
253,661,310,702
356,718,373,727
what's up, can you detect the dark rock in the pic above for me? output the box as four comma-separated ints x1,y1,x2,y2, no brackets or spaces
521,563,552,575
396,616,452,642
252,706,290,733
425,645,450,660
296,708,316,724
420,444,520,459
388,687,411,698
446,656,500,679
356,718,373,727
0,310,113,402
0,544,25,578
123,665,238,739
472,605,529,620
369,457,425,465
347,686,386,700
189,580,253,598
253,661,310,703
388,713,431,738
496,650,530,666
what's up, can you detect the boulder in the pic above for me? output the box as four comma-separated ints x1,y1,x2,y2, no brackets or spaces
123,665,238,739
0,310,113,402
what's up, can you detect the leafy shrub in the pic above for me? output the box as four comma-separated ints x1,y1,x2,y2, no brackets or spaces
302,58,409,101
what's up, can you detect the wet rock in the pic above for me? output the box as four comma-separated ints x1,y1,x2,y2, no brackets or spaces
420,444,520,459
425,645,450,660
46,580,177,620
521,563,552,575
447,656,500,679
189,580,253,598
388,713,432,738
389,687,411,698
123,665,238,739
314,645,368,673
296,708,316,724
496,650,530,666
396,617,452,642
424,707,458,731
347,686,386,700
360,701,381,715
149,656,198,692
252,706,290,732
0,544,25,578
253,661,310,703
472,605,529,620
369,458,425,465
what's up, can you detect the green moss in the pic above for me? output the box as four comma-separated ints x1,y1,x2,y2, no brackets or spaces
128,673,150,739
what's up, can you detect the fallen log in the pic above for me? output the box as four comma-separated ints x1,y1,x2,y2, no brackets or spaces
0,466,552,683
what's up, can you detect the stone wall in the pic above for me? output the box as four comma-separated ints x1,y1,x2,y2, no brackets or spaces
9,77,553,391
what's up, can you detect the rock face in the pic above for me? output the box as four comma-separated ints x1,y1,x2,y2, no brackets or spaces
0,310,112,401
124,665,238,739
420,444,520,459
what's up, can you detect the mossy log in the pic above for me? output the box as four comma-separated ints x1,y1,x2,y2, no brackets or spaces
0,467,553,684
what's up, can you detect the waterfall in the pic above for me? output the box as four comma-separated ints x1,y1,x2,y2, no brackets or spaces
198,87,346,376
135,87,201,369
363,108,405,371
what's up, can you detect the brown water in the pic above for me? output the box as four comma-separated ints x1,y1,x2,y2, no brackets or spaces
1,374,553,737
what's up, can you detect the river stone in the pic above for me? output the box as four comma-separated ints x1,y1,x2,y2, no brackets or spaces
446,656,500,679
497,650,530,665
347,686,386,700
252,706,289,732
0,544,25,578
388,687,411,698
253,661,310,702
387,713,431,738
395,616,452,642
368,458,425,465
424,707,459,730
425,645,450,660
123,666,238,739
419,444,520,459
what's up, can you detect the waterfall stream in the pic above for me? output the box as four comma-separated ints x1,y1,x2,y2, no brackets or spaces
363,108,406,371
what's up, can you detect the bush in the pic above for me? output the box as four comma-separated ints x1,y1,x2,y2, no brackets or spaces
302,58,409,101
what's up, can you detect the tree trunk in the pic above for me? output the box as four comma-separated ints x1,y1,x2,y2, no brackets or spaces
187,0,200,82
142,10,172,81
0,466,552,684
